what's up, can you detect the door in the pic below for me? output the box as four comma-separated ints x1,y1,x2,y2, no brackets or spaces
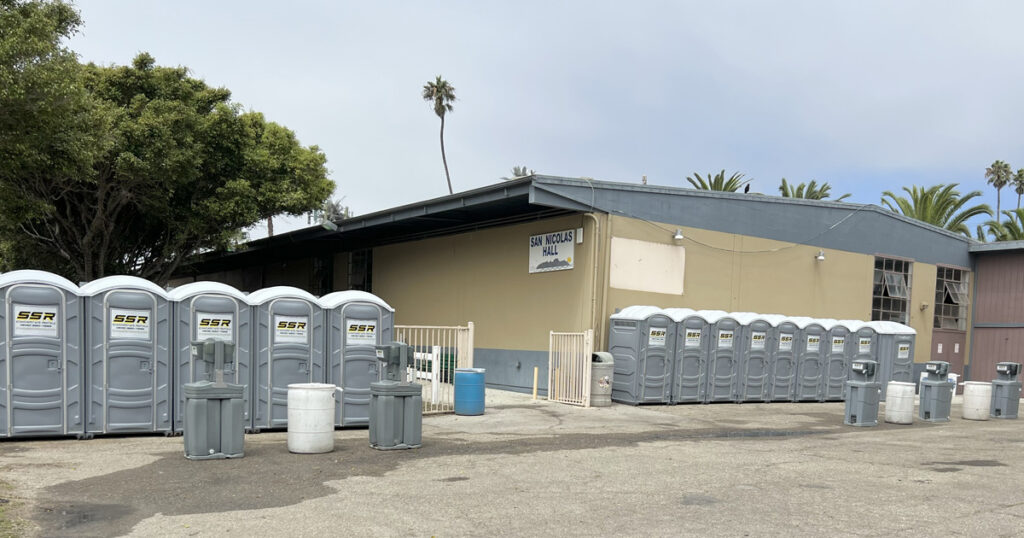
707,321,738,402
770,325,797,401
266,299,315,428
795,327,824,401
5,286,65,435
640,318,673,403
740,322,770,402
673,320,706,403
608,320,640,404
103,291,157,432
336,303,383,426
932,329,966,380
821,328,849,401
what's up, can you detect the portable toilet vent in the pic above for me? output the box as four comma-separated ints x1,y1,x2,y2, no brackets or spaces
665,308,706,404
865,321,915,401
0,270,85,438
792,317,827,402
80,276,172,435
769,316,801,402
249,286,324,431
704,310,741,403
608,306,675,404
320,290,394,427
169,282,252,433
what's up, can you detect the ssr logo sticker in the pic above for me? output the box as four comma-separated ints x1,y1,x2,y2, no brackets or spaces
12,304,59,337
648,327,667,347
110,308,151,340
346,319,378,345
274,315,309,344
17,311,56,322
196,312,233,342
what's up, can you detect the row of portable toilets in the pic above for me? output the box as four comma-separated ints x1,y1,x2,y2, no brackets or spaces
0,270,395,439
609,306,916,405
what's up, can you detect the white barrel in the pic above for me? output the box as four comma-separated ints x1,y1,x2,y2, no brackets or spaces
962,381,993,421
884,381,915,424
287,383,340,453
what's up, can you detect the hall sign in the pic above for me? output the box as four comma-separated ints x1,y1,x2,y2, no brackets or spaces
529,229,575,273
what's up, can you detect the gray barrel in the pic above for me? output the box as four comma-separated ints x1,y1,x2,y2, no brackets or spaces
591,352,614,407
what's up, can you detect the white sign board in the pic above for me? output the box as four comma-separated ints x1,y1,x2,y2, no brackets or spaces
718,329,734,349
751,331,766,350
831,337,845,353
685,329,701,348
807,335,820,352
898,344,911,359
858,337,871,354
346,319,378,345
648,327,667,347
196,312,233,342
779,333,794,351
274,315,309,344
110,308,151,340
529,230,575,273
12,304,58,338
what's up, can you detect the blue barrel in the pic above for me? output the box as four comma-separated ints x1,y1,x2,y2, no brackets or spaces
454,368,486,416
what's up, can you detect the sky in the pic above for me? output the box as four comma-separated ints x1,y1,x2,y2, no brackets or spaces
68,1,1024,238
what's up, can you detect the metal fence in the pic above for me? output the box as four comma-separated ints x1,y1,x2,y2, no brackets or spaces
396,322,474,414
548,330,594,407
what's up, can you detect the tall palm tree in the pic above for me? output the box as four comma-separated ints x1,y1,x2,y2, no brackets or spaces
985,160,1012,216
778,178,851,201
686,170,748,192
501,165,535,180
880,184,992,237
1014,168,1024,210
984,208,1024,241
422,76,457,195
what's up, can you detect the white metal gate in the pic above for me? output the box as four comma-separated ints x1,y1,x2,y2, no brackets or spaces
396,322,474,414
548,330,593,407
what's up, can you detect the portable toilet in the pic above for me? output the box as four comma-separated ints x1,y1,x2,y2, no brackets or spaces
249,286,324,431
320,290,394,427
768,316,801,402
843,319,877,368
821,319,848,401
0,270,84,439
793,317,827,402
866,321,916,400
168,281,252,433
80,276,172,435
705,310,741,403
609,306,675,404
736,313,785,403
665,308,705,404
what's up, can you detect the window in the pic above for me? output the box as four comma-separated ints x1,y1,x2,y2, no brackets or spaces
348,249,372,292
871,257,912,324
934,266,969,330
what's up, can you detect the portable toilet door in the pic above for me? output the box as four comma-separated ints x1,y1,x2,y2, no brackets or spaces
81,276,172,435
736,313,782,403
168,282,252,433
0,271,84,439
665,308,706,404
250,286,324,431
769,317,800,402
793,317,826,402
847,320,876,370
609,306,662,405
705,311,740,403
866,321,915,400
820,320,848,401
320,290,394,427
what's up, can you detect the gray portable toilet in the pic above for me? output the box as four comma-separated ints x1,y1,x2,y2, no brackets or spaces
80,276,172,435
736,313,784,403
320,290,394,427
821,319,849,401
843,319,877,378
866,321,915,401
793,317,827,402
705,310,741,403
665,308,706,404
609,306,675,405
249,286,324,431
768,316,800,402
0,270,84,438
168,281,252,433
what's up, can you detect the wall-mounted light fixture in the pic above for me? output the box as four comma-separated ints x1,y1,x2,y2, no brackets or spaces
815,250,825,261
673,229,684,241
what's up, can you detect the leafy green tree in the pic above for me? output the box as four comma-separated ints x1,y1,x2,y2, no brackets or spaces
1014,168,1024,210
984,209,1024,241
422,76,456,195
501,165,535,180
880,184,992,237
686,170,748,192
0,2,334,283
778,178,850,201
985,160,1012,216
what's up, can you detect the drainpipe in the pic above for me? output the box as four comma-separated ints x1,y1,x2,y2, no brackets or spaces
584,213,601,346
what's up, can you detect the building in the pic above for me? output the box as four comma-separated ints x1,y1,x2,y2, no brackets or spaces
178,175,1002,393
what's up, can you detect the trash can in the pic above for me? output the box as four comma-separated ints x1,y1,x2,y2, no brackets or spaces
455,368,486,416
961,382,992,421
591,352,614,407
991,362,1021,419
884,381,915,424
287,383,342,454
844,359,880,427
919,361,952,422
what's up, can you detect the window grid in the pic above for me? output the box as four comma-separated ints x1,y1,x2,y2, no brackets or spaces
934,266,968,330
871,257,912,324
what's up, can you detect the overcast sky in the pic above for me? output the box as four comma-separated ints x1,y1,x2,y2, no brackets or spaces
70,1,1024,238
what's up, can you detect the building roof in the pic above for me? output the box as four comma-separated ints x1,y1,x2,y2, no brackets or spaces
967,239,1024,253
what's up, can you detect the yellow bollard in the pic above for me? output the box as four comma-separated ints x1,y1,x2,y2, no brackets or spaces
533,366,539,400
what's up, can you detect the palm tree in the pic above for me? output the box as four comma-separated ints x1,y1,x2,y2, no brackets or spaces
778,178,851,201
985,160,1012,216
422,76,457,195
880,184,992,237
501,165,535,180
1014,168,1024,210
686,170,748,192
984,208,1024,241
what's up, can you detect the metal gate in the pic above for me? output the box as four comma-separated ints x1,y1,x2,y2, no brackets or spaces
549,330,594,407
395,322,474,414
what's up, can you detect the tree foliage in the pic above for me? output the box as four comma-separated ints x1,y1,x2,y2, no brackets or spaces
685,170,748,192
0,1,333,283
983,209,1024,242
422,75,456,195
778,178,850,201
880,184,992,237
501,165,535,180
1014,168,1024,210
985,160,1012,216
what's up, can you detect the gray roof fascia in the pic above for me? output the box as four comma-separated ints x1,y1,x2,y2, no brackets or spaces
968,239,1024,253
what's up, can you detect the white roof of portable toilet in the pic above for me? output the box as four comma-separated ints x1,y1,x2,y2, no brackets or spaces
818,318,840,330
694,310,730,324
610,305,665,320
168,281,247,302
318,290,394,311
836,319,868,331
663,307,696,322
0,270,79,293
731,312,786,327
865,320,917,335
79,275,168,298
244,286,318,305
